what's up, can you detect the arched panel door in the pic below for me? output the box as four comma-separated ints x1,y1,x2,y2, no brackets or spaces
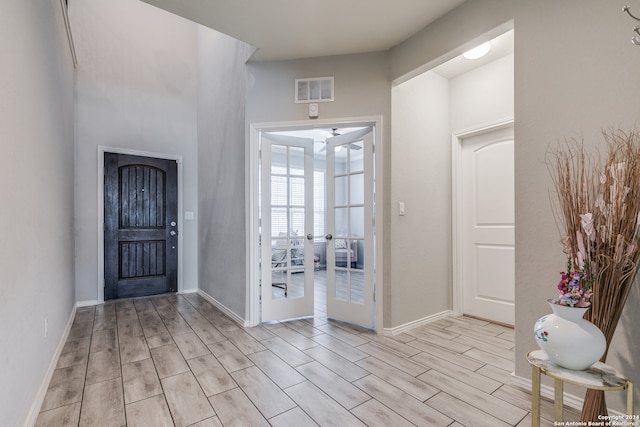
104,153,178,300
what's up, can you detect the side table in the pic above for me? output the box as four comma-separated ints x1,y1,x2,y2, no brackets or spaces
527,350,634,427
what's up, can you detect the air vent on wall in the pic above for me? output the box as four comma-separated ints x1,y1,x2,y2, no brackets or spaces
295,77,334,103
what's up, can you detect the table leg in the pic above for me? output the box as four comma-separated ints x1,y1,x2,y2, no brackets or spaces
531,365,541,427
627,381,634,416
554,378,564,422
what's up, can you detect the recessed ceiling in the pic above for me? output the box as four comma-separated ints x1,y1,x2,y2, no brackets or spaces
140,0,467,61
431,29,514,80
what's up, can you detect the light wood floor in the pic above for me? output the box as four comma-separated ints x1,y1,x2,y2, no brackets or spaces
35,293,580,426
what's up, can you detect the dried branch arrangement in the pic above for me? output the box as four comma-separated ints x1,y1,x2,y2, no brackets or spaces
546,128,640,421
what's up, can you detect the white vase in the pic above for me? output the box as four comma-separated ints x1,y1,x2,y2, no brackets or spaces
533,299,606,370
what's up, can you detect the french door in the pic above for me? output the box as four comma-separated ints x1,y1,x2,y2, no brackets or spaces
259,126,375,328
261,134,315,322
326,127,375,328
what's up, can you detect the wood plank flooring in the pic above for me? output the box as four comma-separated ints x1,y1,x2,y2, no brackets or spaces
35,293,580,426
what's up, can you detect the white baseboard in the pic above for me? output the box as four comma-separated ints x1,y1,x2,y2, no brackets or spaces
23,305,77,427
76,299,99,307
179,288,198,295
382,310,453,336
196,289,249,327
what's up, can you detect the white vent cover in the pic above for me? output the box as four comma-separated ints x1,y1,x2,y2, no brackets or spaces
295,77,334,103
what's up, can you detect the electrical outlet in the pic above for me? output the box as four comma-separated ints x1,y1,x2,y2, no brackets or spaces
44,318,48,337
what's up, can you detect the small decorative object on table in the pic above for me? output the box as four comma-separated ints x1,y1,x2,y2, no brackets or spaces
534,259,606,370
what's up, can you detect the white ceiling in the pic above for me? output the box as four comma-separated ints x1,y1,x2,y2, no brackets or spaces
140,0,467,61
432,29,514,79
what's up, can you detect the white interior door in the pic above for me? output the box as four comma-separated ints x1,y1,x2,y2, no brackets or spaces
461,125,514,325
326,127,375,328
261,134,314,322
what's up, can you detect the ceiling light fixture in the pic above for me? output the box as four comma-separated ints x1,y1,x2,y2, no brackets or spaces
463,41,491,59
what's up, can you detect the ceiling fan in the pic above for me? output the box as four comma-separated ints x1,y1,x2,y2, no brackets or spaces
319,128,362,152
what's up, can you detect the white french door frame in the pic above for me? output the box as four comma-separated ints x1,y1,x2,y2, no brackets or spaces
247,116,384,331
451,119,514,319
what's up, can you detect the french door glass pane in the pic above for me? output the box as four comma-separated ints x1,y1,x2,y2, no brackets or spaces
271,176,287,205
271,208,287,236
335,153,347,174
271,145,286,174
350,207,364,238
335,175,348,206
290,177,305,206
290,146,304,175
349,142,364,172
350,173,364,205
335,207,348,236
335,270,348,301
290,208,305,236
350,271,364,304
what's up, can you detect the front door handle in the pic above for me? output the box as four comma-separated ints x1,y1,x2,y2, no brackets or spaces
170,230,178,236
325,234,333,241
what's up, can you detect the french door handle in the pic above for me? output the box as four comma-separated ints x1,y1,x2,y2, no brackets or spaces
307,234,314,241
325,234,333,241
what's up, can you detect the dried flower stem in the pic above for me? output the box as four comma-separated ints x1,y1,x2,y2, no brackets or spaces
546,129,640,421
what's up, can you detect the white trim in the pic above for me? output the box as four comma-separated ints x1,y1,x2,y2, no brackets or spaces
451,119,514,320
97,146,184,304
22,305,77,427
76,300,100,308
382,310,453,336
248,116,384,332
197,289,249,327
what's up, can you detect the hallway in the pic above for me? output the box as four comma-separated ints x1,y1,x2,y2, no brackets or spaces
35,293,578,426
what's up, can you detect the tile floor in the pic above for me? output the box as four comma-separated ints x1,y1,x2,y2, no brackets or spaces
34,293,580,426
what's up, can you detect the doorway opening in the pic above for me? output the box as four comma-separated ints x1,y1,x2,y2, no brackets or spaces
248,119,382,330
391,25,514,327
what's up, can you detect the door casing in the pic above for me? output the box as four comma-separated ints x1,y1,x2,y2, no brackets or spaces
248,116,384,331
97,146,184,304
452,119,514,322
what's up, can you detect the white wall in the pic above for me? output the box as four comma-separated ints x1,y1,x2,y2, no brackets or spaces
197,27,255,318
389,51,513,329
514,1,640,413
0,2,75,426
449,53,514,132
70,0,200,302
247,52,392,325
391,0,639,413
391,72,451,327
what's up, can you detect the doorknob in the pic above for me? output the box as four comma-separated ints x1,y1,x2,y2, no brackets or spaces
325,234,333,241
170,230,178,236
307,234,313,241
